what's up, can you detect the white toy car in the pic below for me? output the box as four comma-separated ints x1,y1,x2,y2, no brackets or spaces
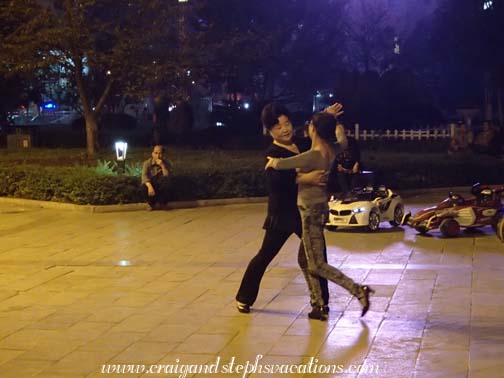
326,185,404,232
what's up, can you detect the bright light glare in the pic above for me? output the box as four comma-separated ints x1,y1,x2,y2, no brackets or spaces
352,207,366,214
115,141,128,161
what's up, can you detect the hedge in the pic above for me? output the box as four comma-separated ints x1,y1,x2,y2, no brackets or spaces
367,154,504,189
0,165,267,205
0,166,141,205
0,152,502,205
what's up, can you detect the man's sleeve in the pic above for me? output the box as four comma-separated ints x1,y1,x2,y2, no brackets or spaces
141,160,150,184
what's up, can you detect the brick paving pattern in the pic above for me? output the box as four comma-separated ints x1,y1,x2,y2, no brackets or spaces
0,193,503,378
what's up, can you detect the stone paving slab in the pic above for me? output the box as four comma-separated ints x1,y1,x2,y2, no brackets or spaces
0,192,503,378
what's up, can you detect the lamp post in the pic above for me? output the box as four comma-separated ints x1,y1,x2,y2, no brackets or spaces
115,141,128,174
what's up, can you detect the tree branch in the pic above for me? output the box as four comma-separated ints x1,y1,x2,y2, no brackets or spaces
74,57,91,115
94,78,113,115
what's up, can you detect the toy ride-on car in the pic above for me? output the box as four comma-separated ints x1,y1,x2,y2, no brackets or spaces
326,185,404,232
402,183,504,238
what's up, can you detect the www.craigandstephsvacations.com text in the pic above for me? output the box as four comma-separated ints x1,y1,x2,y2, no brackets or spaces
101,355,380,377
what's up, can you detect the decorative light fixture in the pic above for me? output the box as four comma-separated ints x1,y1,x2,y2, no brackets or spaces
115,141,128,174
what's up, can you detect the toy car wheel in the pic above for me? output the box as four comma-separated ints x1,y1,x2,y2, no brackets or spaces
389,205,404,226
415,226,429,234
440,218,460,237
497,218,504,242
367,210,380,232
326,225,338,232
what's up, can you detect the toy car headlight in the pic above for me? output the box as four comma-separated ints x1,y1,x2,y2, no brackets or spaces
352,207,366,214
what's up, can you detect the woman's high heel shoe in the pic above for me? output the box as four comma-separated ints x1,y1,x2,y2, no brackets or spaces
358,286,375,317
308,306,328,321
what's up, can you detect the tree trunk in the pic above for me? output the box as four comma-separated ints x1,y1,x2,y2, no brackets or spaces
73,55,112,158
84,111,98,158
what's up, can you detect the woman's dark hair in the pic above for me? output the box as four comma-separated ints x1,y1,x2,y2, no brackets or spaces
261,103,291,130
311,112,336,143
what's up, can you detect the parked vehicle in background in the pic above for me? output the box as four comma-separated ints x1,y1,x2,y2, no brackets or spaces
9,111,79,126
402,183,504,238
326,185,404,232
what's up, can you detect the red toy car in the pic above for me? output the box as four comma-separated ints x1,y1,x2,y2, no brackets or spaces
403,184,504,238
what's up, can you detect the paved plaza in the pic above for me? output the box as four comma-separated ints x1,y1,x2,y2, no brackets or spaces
0,192,503,378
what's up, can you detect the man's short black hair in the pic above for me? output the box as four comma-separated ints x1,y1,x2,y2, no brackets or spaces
261,103,291,130
152,145,165,153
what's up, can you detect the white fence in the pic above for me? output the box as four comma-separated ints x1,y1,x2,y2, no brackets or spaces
348,123,455,141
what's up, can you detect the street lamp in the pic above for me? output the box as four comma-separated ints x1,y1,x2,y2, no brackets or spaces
115,141,128,174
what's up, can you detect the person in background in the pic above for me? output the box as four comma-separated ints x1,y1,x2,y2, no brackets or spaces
473,120,496,155
327,122,361,194
141,145,171,210
448,121,473,154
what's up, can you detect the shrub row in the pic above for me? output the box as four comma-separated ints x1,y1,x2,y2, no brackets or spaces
0,165,267,205
368,154,504,189
0,166,143,205
0,154,502,205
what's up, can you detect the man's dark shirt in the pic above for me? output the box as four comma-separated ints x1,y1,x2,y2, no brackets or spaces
263,142,306,233
336,137,360,170
327,137,360,193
